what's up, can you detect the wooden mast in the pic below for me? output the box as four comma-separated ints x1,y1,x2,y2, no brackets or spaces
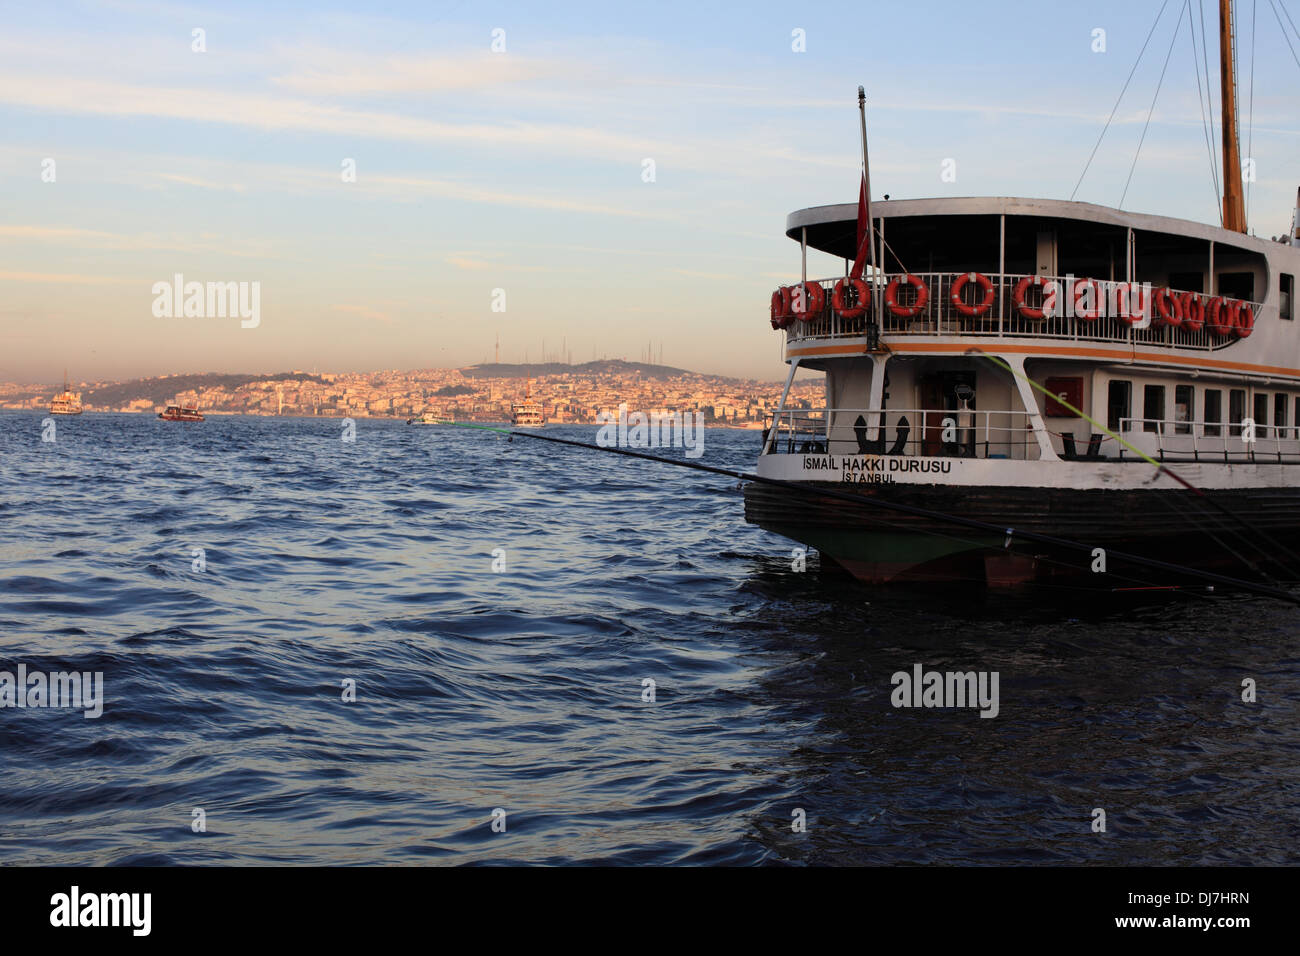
1219,0,1247,232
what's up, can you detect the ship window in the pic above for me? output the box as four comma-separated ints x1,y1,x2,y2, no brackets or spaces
1204,389,1222,437
1254,393,1270,439
1219,271,1255,302
1229,389,1246,437
1276,393,1289,438
1174,385,1193,434
1107,380,1132,433
1143,385,1165,433
1283,274,1294,321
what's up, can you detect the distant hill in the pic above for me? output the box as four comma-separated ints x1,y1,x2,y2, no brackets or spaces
84,372,329,406
461,359,730,382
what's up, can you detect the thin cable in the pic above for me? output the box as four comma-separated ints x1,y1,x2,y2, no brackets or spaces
1270,0,1300,72
1247,0,1256,228
1199,0,1225,220
434,419,1300,605
1071,0,1171,201
1280,0,1300,41
1121,1,1187,208
1189,0,1224,217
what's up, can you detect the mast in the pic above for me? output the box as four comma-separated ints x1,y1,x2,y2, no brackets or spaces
857,86,882,343
1219,0,1246,232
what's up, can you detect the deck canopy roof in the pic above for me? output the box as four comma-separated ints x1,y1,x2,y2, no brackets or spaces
786,197,1269,286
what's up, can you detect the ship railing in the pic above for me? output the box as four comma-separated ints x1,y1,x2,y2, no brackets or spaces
764,407,1043,460
1116,417,1300,462
782,273,1260,352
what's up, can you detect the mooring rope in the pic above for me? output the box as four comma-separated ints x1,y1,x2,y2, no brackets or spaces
419,418,1300,606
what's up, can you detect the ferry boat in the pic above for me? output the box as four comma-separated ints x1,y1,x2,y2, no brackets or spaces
407,410,443,425
511,380,545,428
745,2,1300,588
158,404,204,422
49,371,82,415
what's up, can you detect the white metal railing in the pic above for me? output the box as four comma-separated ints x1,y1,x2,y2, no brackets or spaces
765,407,1043,460
1116,417,1300,462
780,272,1261,352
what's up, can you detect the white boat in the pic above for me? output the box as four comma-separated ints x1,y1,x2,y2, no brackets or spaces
50,370,82,415
407,410,443,425
511,380,545,428
746,2,1300,588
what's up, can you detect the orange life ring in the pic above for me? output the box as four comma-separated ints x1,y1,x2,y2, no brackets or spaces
770,289,786,328
791,282,826,322
1152,287,1181,327
1180,293,1205,332
950,272,995,317
1073,278,1101,320
1206,296,1233,337
1012,276,1052,320
1115,282,1149,326
885,274,929,319
832,277,870,319
1235,301,1255,337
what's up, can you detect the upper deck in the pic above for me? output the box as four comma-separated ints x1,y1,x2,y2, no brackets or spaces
778,196,1300,383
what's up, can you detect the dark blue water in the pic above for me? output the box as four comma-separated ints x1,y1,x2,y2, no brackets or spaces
1,411,1297,865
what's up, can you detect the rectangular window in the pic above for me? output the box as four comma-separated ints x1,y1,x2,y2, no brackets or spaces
1229,389,1246,437
1107,380,1132,433
1254,393,1270,439
1275,393,1289,438
1174,385,1193,434
1143,384,1166,433
1204,389,1222,437
1282,273,1294,321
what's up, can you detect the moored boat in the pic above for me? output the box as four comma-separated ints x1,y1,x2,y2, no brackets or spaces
745,4,1300,589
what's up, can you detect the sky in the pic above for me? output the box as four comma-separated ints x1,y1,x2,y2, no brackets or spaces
2,0,1298,384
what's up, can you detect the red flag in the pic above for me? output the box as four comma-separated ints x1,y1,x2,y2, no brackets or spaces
850,173,871,279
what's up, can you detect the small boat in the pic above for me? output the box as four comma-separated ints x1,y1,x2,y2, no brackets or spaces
406,410,443,425
50,370,83,415
159,404,204,422
511,379,545,428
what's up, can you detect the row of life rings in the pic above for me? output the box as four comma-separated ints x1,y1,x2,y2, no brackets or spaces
771,273,1255,338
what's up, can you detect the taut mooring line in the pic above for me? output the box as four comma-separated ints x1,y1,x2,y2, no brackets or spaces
418,418,1300,606
970,348,1300,578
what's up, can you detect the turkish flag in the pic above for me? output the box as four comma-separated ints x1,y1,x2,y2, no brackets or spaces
850,174,871,279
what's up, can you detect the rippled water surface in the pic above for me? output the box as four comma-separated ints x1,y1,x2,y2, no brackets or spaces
1,411,1298,865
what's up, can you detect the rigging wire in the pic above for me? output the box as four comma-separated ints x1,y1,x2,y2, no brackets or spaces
1121,0,1188,208
1247,0,1257,228
1198,0,1225,222
1071,0,1172,201
1189,0,1225,217
1280,0,1300,41
1270,0,1300,72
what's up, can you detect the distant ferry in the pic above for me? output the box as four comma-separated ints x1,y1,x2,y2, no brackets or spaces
49,371,82,415
407,411,443,425
159,404,204,422
511,380,545,428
